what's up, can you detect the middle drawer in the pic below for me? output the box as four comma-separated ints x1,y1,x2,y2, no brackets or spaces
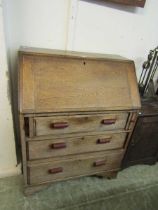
27,132,127,160
33,112,128,137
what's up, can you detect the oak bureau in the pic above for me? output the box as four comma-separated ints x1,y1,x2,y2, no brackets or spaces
18,47,141,195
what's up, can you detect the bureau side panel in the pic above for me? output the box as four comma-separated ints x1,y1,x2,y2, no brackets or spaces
19,114,28,185
127,62,141,109
19,55,35,113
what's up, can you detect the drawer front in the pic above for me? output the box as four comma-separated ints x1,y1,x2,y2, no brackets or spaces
34,113,129,136
28,151,124,185
28,132,127,160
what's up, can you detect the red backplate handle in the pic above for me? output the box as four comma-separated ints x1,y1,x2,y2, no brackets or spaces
50,122,69,129
48,167,63,174
97,137,112,144
50,142,66,149
101,119,116,125
93,160,106,167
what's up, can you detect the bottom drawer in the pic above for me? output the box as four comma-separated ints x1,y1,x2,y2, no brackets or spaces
28,150,124,185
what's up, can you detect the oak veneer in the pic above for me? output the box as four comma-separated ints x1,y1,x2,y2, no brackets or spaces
28,132,127,160
19,47,141,195
33,113,128,137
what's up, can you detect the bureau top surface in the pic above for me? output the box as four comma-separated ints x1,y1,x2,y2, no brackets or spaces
19,47,130,62
19,47,141,113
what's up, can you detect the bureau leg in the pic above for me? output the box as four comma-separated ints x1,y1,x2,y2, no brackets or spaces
24,184,50,196
97,171,118,179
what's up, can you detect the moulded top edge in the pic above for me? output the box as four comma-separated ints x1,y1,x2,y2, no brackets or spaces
19,46,133,63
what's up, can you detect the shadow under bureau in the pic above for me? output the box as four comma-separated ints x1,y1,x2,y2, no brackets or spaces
18,47,141,195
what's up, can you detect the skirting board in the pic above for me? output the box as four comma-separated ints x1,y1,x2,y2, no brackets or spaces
0,164,21,178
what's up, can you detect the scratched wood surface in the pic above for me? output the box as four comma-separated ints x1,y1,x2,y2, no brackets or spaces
18,47,141,195
19,48,140,113
28,132,127,160
28,150,124,185
34,112,129,137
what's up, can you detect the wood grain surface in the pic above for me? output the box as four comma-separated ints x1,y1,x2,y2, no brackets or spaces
34,112,129,136
28,150,124,185
28,132,127,160
18,47,141,194
19,50,141,113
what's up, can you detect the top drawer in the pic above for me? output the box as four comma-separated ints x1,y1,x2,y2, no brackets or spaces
30,112,129,137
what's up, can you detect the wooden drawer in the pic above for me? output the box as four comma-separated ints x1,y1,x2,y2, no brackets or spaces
33,112,129,137
28,150,124,185
28,132,127,160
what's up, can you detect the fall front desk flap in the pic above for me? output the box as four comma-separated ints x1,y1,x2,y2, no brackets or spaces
19,47,141,114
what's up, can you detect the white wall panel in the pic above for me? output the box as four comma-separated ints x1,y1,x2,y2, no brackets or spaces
73,0,158,78
0,6,18,177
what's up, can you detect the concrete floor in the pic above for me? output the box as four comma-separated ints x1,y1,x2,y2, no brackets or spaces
1,164,158,210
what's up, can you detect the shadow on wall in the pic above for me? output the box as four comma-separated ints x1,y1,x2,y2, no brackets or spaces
7,48,21,164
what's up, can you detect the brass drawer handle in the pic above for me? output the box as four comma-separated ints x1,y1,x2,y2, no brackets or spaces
48,167,63,174
50,122,69,129
93,160,106,167
101,119,116,125
97,137,112,144
50,142,66,149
